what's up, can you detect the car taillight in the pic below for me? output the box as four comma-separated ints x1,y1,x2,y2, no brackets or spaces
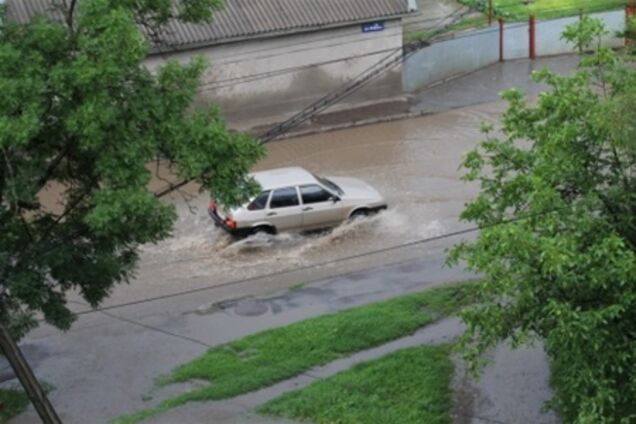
208,200,217,212
225,217,237,230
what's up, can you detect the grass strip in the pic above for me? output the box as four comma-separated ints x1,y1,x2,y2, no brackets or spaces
462,0,627,22
405,16,490,43
259,345,454,424
112,282,475,424
0,387,31,422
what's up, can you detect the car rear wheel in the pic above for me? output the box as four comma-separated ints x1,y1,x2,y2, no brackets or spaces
250,225,276,236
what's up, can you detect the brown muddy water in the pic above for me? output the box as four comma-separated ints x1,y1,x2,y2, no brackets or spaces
93,101,505,307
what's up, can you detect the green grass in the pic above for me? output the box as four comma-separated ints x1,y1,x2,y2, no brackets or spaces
0,388,30,423
405,16,490,43
462,0,627,21
259,345,454,424
407,0,626,42
112,283,476,424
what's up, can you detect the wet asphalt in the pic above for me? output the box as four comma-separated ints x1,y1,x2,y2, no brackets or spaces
8,55,580,423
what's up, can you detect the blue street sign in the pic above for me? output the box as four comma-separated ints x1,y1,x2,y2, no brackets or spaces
362,21,385,33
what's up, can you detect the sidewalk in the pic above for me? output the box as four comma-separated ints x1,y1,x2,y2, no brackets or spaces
10,248,555,424
265,55,580,141
149,317,465,424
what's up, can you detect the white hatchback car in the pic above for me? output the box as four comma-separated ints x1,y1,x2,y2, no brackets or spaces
208,167,387,237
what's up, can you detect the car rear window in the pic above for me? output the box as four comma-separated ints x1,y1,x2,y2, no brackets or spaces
248,191,270,211
270,187,299,208
300,185,332,204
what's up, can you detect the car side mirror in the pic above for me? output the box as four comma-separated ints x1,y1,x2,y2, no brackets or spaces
330,196,340,203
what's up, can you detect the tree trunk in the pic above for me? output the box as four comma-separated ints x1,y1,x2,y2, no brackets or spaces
0,323,62,423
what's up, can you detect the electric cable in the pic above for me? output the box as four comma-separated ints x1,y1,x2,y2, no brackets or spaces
72,203,577,316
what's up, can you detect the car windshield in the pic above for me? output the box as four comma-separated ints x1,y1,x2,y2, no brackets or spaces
314,174,344,196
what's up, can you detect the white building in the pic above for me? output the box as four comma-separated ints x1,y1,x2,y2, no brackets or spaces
7,0,411,130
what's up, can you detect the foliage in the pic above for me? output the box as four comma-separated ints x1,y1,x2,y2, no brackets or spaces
259,345,454,424
448,17,636,423
459,0,627,21
0,0,264,340
459,0,509,19
112,283,476,423
0,387,30,422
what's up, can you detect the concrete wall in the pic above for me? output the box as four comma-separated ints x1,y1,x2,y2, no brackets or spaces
145,20,404,129
503,21,530,60
403,26,498,92
536,10,625,56
404,9,626,92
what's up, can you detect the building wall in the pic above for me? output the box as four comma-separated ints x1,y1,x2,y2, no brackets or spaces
145,20,404,129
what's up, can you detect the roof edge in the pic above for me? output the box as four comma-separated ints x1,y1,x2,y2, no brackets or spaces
149,14,407,56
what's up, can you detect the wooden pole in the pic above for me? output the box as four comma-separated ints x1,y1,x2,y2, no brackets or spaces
499,19,504,62
627,0,636,47
488,0,493,25
529,15,536,60
0,323,62,424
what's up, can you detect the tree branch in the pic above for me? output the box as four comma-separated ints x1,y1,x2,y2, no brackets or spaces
34,141,73,195
66,0,78,31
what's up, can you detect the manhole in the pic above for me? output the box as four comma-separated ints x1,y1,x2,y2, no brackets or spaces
234,299,269,317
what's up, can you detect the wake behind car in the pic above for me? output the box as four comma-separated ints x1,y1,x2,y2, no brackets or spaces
208,167,387,237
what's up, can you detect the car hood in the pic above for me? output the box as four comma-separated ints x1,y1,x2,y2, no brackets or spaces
328,177,384,202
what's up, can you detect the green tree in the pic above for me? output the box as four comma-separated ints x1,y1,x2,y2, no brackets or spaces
448,17,636,423
0,0,263,340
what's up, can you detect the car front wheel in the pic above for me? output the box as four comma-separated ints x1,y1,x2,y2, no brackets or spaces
250,225,276,236
349,209,370,220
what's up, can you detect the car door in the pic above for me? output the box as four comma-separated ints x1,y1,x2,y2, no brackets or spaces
241,190,271,226
299,184,344,228
266,186,303,231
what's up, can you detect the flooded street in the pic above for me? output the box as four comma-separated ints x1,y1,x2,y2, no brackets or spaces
104,100,506,307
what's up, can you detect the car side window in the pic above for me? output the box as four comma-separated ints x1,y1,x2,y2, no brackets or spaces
270,187,299,208
247,191,270,211
300,185,332,204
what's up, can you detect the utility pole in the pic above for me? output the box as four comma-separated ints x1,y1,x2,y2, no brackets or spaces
627,0,636,47
0,323,62,424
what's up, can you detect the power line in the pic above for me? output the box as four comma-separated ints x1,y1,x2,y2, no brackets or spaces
73,203,576,316
151,5,474,197
199,47,399,90
16,1,614,312
199,10,583,91
11,0,610,261
74,226,478,316
258,5,473,143
204,26,404,67
98,310,213,348
125,0,627,196
201,1,622,99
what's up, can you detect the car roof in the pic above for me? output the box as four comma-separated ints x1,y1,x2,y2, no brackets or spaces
250,167,318,190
